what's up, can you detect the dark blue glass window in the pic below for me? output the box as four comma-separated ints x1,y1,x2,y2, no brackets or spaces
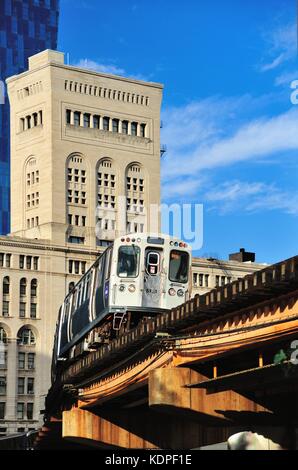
0,0,59,234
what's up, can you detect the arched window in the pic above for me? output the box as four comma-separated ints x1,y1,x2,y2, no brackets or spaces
66,154,87,232
3,277,9,296
30,279,37,297
25,157,39,226
68,282,75,293
126,163,146,234
96,158,117,236
18,328,36,346
20,278,27,296
0,327,7,344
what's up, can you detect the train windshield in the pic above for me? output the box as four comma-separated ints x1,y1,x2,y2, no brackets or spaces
117,246,140,278
169,250,189,283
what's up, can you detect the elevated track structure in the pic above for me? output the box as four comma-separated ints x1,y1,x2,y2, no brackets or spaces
36,256,298,449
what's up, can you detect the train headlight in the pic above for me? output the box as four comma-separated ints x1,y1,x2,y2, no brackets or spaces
119,284,126,292
128,284,136,293
177,289,184,297
168,288,176,296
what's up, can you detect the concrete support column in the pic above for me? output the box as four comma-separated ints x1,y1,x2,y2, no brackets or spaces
70,111,74,126
128,121,132,135
99,116,103,130
118,120,122,134
80,113,84,127
90,114,94,129
137,123,141,137
108,118,113,132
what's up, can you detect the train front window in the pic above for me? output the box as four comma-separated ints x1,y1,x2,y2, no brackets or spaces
117,246,140,278
146,251,160,275
169,250,189,284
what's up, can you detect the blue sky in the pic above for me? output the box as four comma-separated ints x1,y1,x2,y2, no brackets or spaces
59,0,298,263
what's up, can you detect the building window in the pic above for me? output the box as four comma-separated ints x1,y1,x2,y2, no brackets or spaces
18,329,36,346
74,261,80,274
20,302,26,318
215,275,220,287
33,257,39,270
31,279,37,297
103,116,109,131
17,403,24,420
5,254,11,268
28,353,35,370
20,278,27,296
112,118,119,133
0,328,7,345
140,123,146,137
131,122,137,136
18,353,25,370
68,236,85,245
66,109,71,124
0,403,5,420
83,113,90,128
122,120,128,134
0,351,7,370
0,377,6,395
27,403,34,420
27,378,34,395
74,111,80,126
18,377,25,395
93,115,100,129
30,304,37,319
26,256,32,270
205,274,209,287
2,301,9,318
3,277,9,295
69,282,75,293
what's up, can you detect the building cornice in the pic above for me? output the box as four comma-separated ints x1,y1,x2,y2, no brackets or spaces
6,62,164,90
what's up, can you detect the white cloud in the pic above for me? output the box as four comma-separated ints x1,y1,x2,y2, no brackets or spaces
260,53,287,72
73,59,150,82
260,22,296,72
275,70,298,86
161,94,298,217
74,59,126,76
204,180,298,215
162,104,298,181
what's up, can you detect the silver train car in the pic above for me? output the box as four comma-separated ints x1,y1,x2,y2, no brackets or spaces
51,233,191,378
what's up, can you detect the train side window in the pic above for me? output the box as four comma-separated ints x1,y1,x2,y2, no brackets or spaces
117,246,140,278
105,248,112,280
84,273,91,301
169,250,189,284
146,251,160,275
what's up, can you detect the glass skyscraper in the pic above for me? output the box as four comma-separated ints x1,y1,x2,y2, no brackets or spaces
0,0,59,234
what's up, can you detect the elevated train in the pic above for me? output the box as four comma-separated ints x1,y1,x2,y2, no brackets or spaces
51,233,191,381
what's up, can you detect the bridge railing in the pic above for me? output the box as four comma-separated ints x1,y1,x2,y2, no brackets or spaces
0,430,38,450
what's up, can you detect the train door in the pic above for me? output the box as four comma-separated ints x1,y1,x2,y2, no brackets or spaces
95,247,112,318
142,248,164,308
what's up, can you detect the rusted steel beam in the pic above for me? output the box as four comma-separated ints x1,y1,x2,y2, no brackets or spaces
61,257,298,391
